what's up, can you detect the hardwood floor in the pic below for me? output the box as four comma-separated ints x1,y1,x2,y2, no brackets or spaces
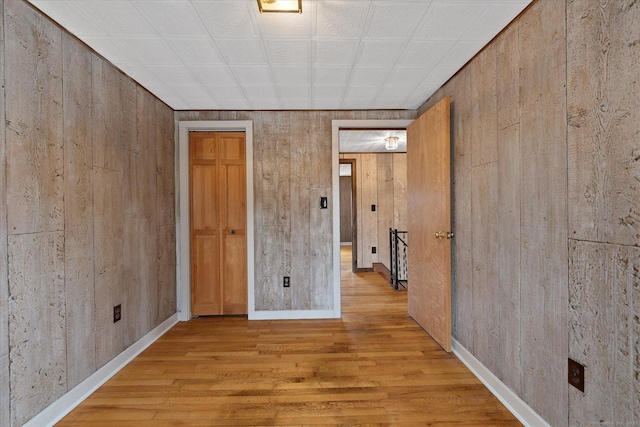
56,247,521,426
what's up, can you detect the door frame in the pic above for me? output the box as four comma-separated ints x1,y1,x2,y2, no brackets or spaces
331,119,414,315
177,121,254,321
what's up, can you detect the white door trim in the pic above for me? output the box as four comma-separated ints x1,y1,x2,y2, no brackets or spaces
331,119,414,317
176,121,254,321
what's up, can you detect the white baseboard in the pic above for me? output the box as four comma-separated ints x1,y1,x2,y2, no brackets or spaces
24,313,180,427
452,339,550,427
249,309,338,320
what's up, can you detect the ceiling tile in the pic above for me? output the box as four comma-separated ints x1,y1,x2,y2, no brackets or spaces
115,63,164,89
191,65,237,86
439,40,486,66
385,66,432,87
242,85,278,99
151,65,200,86
406,92,434,109
460,3,529,41
398,40,455,66
357,40,407,65
83,36,137,64
170,84,216,104
251,99,281,109
282,99,312,110
315,1,369,38
414,2,487,40
416,65,460,91
278,85,311,99
193,2,257,37
258,11,310,37
164,98,188,110
314,40,358,65
374,98,406,109
272,66,311,85
314,66,351,85
313,85,346,99
133,1,206,37
376,85,415,100
365,2,430,39
218,99,252,110
231,65,274,85
145,84,177,103
350,66,393,86
165,38,224,65
207,85,246,100
344,86,378,100
342,99,370,110
313,99,342,110
265,40,311,65
216,39,266,64
31,1,107,36
115,37,181,64
69,0,156,36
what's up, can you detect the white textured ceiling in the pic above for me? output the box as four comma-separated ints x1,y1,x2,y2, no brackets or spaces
340,130,406,153
28,0,531,111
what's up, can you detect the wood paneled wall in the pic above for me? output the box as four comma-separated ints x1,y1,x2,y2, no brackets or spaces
418,0,640,425
176,111,414,311
339,153,407,270
1,0,176,425
0,1,8,425
566,0,640,424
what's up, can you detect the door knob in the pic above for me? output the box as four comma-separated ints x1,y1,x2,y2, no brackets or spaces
434,231,454,239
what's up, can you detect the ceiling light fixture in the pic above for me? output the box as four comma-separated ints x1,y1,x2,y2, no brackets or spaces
385,136,399,151
257,0,302,13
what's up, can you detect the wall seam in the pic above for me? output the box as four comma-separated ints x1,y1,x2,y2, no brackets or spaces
1,0,10,424
564,0,569,424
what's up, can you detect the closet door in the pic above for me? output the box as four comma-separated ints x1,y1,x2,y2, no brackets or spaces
190,132,247,316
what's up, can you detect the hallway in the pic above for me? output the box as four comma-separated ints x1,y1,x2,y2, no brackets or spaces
56,247,521,426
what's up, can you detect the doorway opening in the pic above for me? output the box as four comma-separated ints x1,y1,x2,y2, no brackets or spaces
331,119,414,316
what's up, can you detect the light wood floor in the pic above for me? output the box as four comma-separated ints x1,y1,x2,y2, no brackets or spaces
56,247,521,426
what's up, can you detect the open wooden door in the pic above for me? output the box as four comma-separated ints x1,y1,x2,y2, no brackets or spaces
407,97,452,352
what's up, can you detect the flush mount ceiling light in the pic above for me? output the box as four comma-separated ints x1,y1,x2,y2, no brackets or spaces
385,136,399,151
257,0,302,13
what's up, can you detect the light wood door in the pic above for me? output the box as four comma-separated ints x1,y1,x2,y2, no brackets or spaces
190,131,247,316
407,97,452,352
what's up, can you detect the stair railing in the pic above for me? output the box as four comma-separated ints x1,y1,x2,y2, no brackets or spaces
389,228,408,290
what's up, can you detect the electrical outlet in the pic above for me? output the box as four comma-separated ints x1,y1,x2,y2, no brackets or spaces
371,204,376,212
113,304,121,323
568,358,585,392
372,246,377,254
283,276,290,288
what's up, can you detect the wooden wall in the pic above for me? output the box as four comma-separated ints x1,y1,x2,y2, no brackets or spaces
176,111,414,311
566,0,640,424
1,0,176,425
0,2,7,425
339,153,407,270
418,0,640,425
339,176,352,243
